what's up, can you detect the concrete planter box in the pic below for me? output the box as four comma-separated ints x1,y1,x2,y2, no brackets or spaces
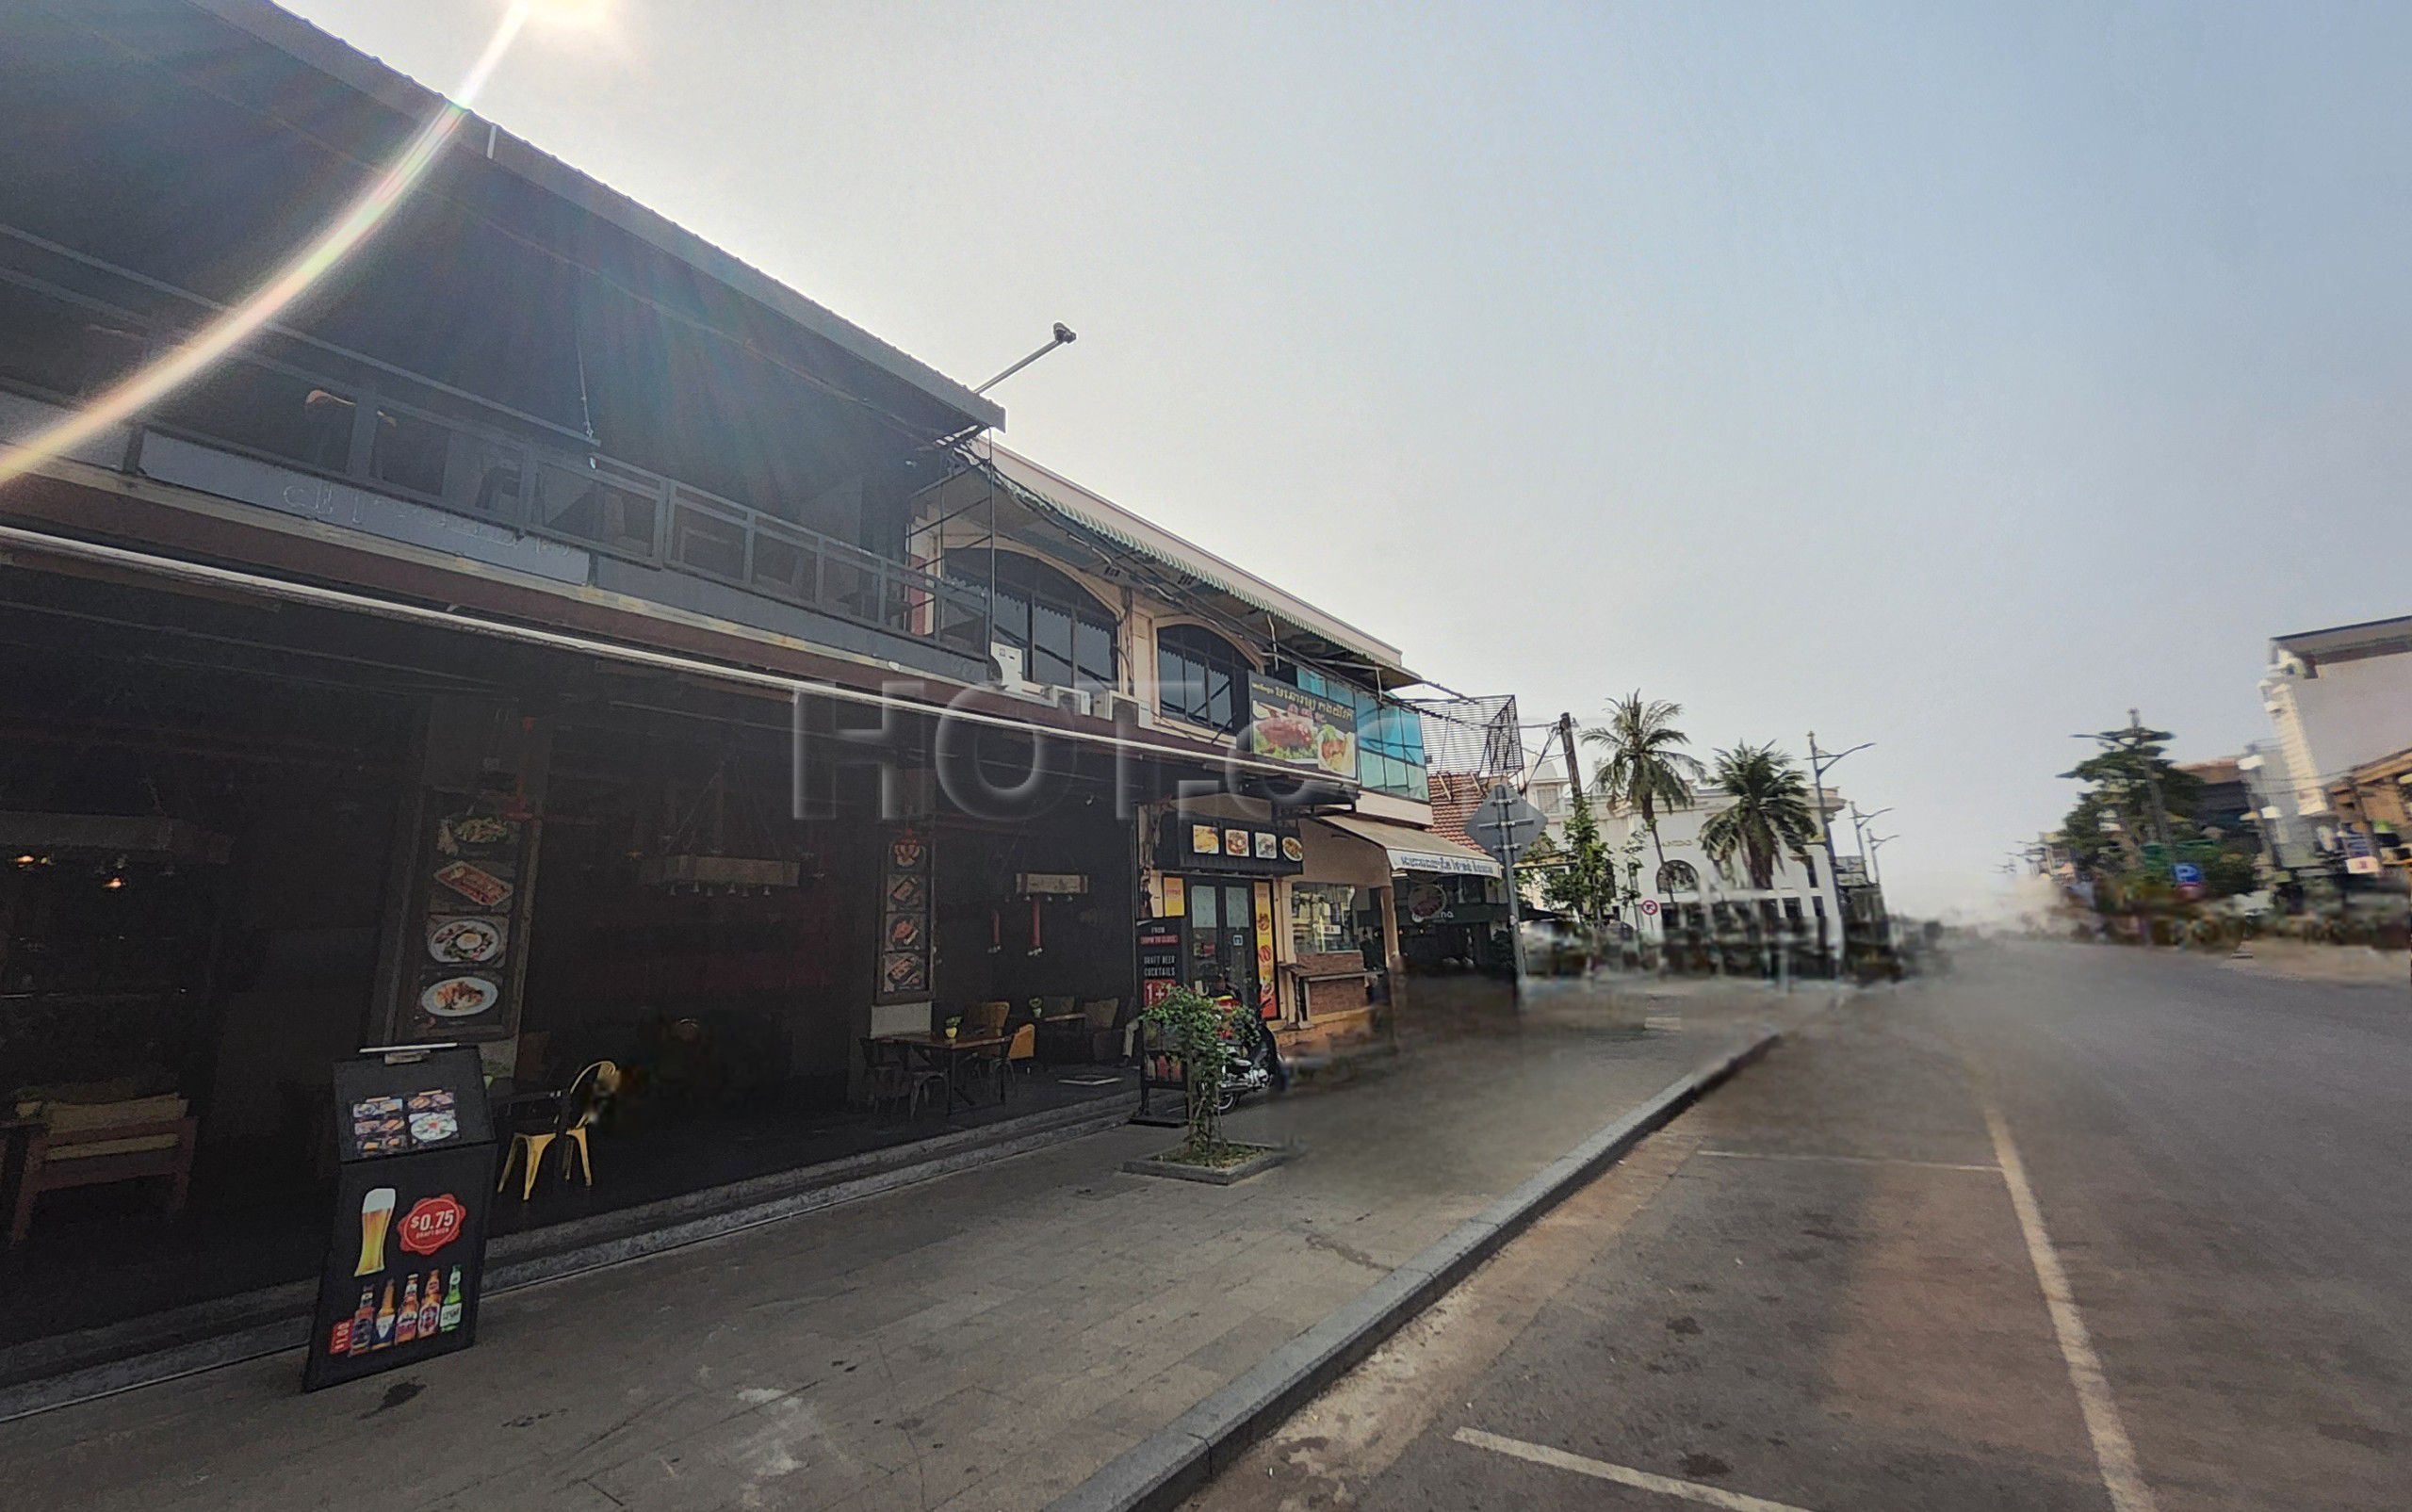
1123,1143,1298,1186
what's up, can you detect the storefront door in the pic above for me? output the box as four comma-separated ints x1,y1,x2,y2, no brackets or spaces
1184,879,1258,1008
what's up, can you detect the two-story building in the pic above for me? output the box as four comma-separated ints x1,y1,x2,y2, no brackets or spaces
1526,757,1853,973
0,0,1452,1349
910,444,1484,1054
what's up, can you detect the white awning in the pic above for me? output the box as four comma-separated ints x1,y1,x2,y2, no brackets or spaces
1315,814,1503,879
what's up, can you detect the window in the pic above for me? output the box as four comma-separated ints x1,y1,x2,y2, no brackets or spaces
1656,861,1701,895
946,550,1118,694
369,405,451,498
155,360,357,474
1290,883,1361,954
1157,624,1249,731
531,457,661,560
0,279,147,401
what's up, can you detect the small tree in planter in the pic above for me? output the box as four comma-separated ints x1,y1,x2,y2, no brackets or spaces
1132,988,1289,1179
1139,987,1242,1158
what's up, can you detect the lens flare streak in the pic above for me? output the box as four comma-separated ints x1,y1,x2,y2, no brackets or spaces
0,3,535,488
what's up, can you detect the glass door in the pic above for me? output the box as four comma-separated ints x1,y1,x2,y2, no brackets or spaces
1185,879,1258,1009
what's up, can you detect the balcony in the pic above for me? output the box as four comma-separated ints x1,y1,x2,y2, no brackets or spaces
0,268,990,675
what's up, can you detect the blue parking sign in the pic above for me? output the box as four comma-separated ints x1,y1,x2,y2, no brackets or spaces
2171,862,2204,886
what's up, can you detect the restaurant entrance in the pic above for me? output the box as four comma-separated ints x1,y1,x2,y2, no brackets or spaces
1182,878,1264,1014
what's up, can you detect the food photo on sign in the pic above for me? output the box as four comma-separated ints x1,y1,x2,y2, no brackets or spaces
1244,675,1359,778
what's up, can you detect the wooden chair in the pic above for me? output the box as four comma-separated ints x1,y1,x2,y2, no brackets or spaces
497,1060,618,1200
998,1024,1037,1098
8,1093,196,1245
959,1000,1011,1040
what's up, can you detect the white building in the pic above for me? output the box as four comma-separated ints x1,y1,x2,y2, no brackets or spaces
1525,757,1852,962
2259,615,2412,820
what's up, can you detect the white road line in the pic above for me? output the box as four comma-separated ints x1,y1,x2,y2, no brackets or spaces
1697,1148,1999,1173
1453,1428,1820,1512
1979,1093,2160,1512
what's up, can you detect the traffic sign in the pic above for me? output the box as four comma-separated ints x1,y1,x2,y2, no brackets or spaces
1639,898,1660,917
1470,784,1547,862
2171,862,2203,886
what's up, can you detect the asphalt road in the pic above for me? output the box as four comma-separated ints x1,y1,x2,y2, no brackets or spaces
1192,942,2412,1512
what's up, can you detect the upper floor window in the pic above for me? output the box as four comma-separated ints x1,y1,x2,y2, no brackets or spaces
1657,860,1702,895
1158,624,1251,732
946,550,1117,694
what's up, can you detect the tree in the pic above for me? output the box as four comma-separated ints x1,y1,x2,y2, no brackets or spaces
1542,783,1617,927
2058,714,2205,883
1699,743,1819,889
1582,691,1705,873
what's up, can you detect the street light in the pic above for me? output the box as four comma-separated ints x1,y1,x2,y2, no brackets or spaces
974,322,1078,395
1867,833,1898,887
1805,734,1870,975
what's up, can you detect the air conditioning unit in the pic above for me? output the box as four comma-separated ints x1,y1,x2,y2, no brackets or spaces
1051,686,1094,718
1097,691,1155,727
989,643,1037,693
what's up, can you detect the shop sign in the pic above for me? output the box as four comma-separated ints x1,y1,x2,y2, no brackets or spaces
1017,872,1090,895
1163,813,1303,876
1137,917,1183,1008
1244,674,1359,778
1252,882,1277,1019
305,1046,493,1391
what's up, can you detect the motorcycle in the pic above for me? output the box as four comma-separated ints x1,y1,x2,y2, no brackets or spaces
1212,1004,1284,1114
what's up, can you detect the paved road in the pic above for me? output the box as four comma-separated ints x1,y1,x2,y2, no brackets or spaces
1195,942,2411,1511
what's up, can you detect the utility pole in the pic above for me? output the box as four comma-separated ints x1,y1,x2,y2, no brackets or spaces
1556,712,1592,954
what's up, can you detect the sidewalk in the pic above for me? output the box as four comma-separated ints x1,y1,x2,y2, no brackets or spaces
0,979,1819,1512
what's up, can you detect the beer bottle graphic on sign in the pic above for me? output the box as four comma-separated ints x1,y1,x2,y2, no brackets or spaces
417,1272,441,1338
347,1288,375,1354
373,1281,397,1348
396,1276,420,1344
439,1267,463,1333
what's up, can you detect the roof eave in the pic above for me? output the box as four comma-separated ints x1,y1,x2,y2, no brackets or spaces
188,0,1004,435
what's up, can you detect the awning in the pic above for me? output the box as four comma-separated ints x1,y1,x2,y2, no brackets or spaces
1315,814,1502,879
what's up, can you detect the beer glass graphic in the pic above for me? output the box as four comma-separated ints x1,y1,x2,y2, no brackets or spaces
356,1187,397,1276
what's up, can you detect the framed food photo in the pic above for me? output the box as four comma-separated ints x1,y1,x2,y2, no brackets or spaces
874,826,933,1004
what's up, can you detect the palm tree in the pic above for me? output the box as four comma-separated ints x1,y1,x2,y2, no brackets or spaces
1698,743,1819,890
1581,691,1705,874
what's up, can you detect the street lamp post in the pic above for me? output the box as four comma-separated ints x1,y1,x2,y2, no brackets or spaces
1807,734,1871,978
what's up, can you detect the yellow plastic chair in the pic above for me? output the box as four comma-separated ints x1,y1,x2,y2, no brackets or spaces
998,1024,1036,1099
497,1060,618,1199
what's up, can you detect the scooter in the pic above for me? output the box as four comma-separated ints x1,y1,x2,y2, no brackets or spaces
1213,1008,1284,1114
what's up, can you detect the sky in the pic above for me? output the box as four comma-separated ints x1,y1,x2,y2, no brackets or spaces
283,0,2412,914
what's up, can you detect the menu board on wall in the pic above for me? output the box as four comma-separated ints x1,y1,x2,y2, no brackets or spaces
398,806,534,1044
876,828,932,1003
1160,814,1303,877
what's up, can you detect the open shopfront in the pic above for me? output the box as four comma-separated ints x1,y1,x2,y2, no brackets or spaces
0,565,1155,1352
1312,815,1508,974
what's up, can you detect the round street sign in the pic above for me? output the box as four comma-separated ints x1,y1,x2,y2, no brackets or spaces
1639,898,1660,917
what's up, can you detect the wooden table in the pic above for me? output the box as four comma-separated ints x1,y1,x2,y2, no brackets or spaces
872,1032,1010,1114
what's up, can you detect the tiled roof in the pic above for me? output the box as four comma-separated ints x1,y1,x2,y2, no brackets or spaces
1426,772,1490,850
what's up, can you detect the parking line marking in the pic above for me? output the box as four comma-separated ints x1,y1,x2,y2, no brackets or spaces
1979,1093,2160,1512
1452,1428,1820,1512
1697,1148,1999,1173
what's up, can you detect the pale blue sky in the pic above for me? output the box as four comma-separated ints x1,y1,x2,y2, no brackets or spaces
286,0,2412,910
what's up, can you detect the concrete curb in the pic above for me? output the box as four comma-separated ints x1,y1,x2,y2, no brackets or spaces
0,1094,1135,1423
1044,1028,1784,1512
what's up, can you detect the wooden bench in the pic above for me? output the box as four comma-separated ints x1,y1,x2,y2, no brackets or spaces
7,1095,197,1245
